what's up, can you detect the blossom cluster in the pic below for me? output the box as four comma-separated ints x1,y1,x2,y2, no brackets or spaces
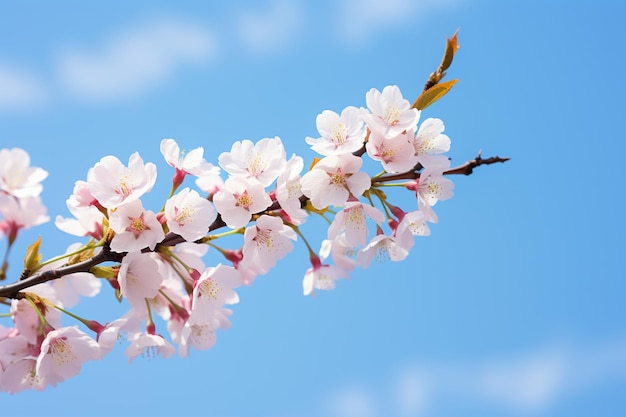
0,85,454,393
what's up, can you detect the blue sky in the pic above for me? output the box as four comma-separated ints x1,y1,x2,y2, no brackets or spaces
1,1,625,416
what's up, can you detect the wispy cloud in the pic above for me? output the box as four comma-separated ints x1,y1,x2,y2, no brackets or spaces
317,338,626,416
0,65,47,112
234,0,305,55
55,18,218,102
334,0,461,45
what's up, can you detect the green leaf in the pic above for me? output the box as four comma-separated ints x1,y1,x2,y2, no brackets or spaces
412,79,458,110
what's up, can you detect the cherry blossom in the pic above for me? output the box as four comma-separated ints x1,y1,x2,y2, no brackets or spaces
305,106,366,156
413,118,451,167
357,231,411,268
36,326,100,387
87,152,157,209
327,201,384,247
117,252,164,310
319,234,358,272
275,155,307,225
125,332,175,363
362,85,420,139
212,176,272,229
109,199,165,253
192,264,241,314
300,153,371,210
160,138,220,188
302,259,348,296
164,187,216,242
416,165,455,208
242,215,297,273
366,130,419,173
0,194,49,243
0,334,45,393
0,147,48,199
218,137,286,187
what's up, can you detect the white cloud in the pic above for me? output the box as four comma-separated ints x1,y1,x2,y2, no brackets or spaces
327,385,378,417
234,0,305,55
311,338,626,416
0,65,47,112
55,18,218,102
335,0,461,45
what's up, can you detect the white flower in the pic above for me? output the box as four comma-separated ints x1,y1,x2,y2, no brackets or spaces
192,264,241,314
366,130,419,173
36,326,100,387
87,152,157,209
357,234,410,268
109,199,164,253
417,164,455,208
305,106,366,156
395,210,430,250
117,252,164,310
218,137,287,187
327,201,384,247
275,155,307,225
242,215,296,273
125,333,175,363
300,153,370,210
213,176,272,229
160,138,218,177
0,147,48,198
362,85,420,139
302,263,348,296
319,235,357,272
413,118,451,166
0,194,49,239
164,187,216,241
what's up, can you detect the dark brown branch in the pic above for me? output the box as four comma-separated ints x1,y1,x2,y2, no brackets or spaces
0,246,126,299
372,151,509,184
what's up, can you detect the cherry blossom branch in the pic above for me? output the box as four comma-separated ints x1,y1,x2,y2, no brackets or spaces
0,246,123,299
0,150,509,301
372,151,510,184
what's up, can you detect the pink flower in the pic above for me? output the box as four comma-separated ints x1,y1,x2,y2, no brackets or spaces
213,176,272,229
300,153,371,210
125,333,175,363
87,152,156,209
36,326,100,387
305,106,366,156
109,199,165,253
366,130,419,173
327,201,384,247
242,215,296,273
160,138,220,188
413,118,451,167
0,194,49,243
275,155,307,225
357,233,410,268
0,147,48,198
164,187,216,241
218,137,286,187
192,264,241,314
117,252,164,310
362,85,420,139
302,263,348,296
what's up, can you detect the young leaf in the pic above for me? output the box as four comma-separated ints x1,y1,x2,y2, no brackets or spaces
23,236,42,273
413,79,458,110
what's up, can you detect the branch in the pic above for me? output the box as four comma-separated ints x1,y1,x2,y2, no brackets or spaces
443,151,510,176
0,245,123,299
372,151,510,184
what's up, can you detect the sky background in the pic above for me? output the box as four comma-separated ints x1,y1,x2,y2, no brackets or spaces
1,1,625,416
